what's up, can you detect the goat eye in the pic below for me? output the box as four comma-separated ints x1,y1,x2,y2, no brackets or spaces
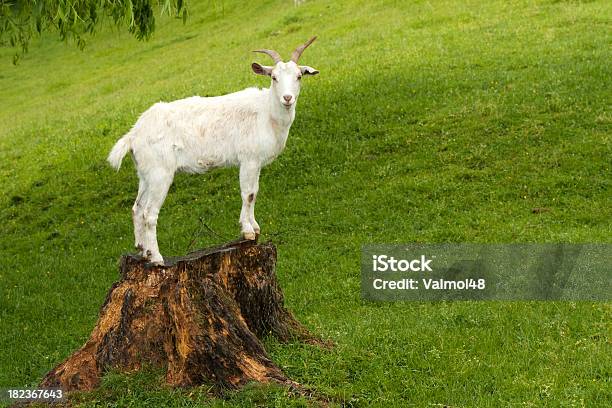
297,75,302,80
271,76,277,81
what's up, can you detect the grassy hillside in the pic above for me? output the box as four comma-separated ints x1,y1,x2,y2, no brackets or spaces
0,0,610,406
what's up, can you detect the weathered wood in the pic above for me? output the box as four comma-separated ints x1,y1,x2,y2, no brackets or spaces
40,240,324,393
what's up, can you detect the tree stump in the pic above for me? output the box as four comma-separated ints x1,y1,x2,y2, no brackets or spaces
40,240,323,393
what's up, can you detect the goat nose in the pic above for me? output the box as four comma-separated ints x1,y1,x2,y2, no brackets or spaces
283,95,292,102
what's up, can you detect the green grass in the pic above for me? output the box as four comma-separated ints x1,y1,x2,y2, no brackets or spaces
1,0,611,406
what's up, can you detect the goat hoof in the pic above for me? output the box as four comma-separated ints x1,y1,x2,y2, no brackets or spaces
148,254,164,265
243,232,256,240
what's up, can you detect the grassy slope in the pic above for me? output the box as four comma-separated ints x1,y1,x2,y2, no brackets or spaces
0,0,610,406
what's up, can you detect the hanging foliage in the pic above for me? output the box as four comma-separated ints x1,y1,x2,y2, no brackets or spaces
0,0,189,63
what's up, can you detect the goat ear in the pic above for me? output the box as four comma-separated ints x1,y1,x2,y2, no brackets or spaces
300,65,319,76
252,63,273,76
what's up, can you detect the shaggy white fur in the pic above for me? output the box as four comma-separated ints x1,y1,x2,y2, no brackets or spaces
108,54,318,265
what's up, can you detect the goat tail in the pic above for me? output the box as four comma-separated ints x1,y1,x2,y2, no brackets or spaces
107,133,131,171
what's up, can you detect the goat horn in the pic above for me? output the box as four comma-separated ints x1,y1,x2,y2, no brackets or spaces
291,36,317,63
252,49,283,64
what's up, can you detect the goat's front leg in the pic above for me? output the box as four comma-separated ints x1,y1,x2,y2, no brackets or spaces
239,162,261,240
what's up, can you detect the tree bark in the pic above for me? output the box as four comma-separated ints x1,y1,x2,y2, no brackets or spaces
40,240,324,393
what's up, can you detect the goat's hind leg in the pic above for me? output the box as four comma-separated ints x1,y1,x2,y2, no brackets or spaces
141,168,174,265
132,178,148,255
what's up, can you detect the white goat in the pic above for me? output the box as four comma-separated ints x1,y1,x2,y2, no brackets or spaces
107,37,318,265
